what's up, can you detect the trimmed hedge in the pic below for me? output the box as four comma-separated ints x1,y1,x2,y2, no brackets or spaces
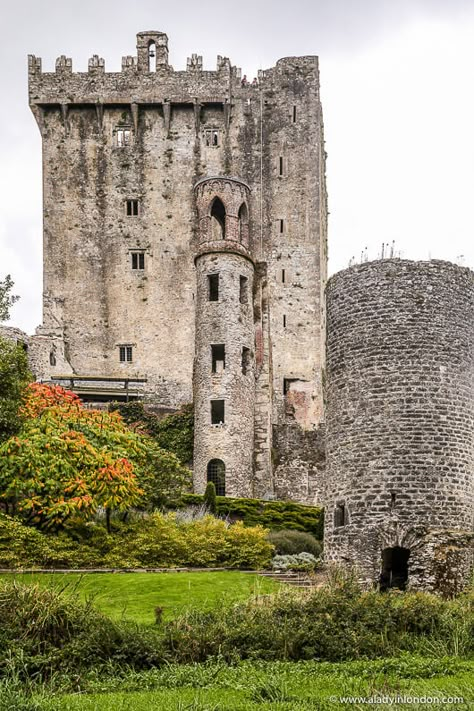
182,495,324,538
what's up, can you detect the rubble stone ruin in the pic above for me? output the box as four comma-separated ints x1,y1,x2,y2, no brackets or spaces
2,31,471,593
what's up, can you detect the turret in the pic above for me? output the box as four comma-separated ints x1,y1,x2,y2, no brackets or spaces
193,177,256,496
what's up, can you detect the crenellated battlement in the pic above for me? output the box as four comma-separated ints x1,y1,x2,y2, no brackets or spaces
28,30,319,112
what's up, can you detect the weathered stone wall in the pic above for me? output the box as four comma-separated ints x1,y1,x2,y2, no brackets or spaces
273,422,325,505
28,31,328,502
325,259,474,592
193,252,255,497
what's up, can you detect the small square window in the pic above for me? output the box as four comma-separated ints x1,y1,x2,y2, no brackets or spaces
126,200,140,216
119,345,133,362
116,128,132,147
211,399,225,424
131,252,145,270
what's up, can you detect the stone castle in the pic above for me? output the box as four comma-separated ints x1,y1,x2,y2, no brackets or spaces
1,31,472,592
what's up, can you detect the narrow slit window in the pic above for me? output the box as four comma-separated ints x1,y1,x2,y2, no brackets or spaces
281,269,286,284
334,504,347,528
126,199,139,216
131,252,145,270
292,105,297,123
239,275,248,304
241,347,251,375
211,399,225,424
208,274,219,301
211,344,225,373
119,345,133,363
279,219,284,234
279,156,284,176
283,314,287,328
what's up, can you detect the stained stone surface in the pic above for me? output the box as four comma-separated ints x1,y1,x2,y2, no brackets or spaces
325,259,474,592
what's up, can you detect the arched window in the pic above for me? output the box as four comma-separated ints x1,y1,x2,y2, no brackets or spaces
210,197,226,239
148,41,156,72
238,202,249,244
207,459,226,496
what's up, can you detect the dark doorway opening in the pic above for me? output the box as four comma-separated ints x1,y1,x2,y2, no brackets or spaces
380,546,410,591
207,459,225,496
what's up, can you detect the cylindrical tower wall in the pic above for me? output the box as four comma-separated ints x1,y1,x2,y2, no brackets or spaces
193,175,256,498
325,259,474,593
194,252,255,496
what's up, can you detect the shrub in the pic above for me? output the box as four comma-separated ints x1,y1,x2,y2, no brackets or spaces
163,575,474,663
0,512,273,570
0,580,166,680
271,552,319,572
104,513,273,569
203,482,217,514
268,530,322,557
181,495,324,538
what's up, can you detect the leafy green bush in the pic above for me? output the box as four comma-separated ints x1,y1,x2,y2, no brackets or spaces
0,512,273,570
268,530,322,557
112,402,194,467
103,513,273,569
182,495,324,538
0,580,165,680
164,574,474,663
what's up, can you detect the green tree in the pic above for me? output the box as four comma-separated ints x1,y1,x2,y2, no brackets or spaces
0,275,19,322
0,337,31,442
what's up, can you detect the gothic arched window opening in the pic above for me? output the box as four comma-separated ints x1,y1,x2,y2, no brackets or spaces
210,197,226,239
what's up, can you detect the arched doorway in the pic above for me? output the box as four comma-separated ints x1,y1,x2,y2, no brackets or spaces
207,459,226,496
380,546,410,591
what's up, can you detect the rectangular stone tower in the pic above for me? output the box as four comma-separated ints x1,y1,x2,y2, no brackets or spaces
28,31,327,502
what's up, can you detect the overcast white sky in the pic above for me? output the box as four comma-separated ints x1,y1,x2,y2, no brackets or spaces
1,0,474,333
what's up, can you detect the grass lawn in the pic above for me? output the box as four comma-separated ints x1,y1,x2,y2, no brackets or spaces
0,571,280,624
41,658,474,709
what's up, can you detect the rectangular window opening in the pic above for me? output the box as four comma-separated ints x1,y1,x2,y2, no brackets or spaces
211,344,225,373
281,269,286,284
279,219,284,234
131,252,145,270
292,105,297,123
239,275,248,304
116,128,132,147
204,128,220,147
211,399,225,425
241,346,251,375
279,156,284,176
208,273,219,301
283,314,287,328
334,504,347,528
283,377,299,395
126,199,139,216
119,345,133,363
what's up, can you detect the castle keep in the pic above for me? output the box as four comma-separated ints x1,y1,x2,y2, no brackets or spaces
26,31,328,502
2,31,469,592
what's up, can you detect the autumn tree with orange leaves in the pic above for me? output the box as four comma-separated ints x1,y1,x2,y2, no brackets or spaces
0,384,191,531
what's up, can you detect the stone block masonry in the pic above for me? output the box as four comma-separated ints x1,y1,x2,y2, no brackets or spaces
325,259,474,592
27,31,327,503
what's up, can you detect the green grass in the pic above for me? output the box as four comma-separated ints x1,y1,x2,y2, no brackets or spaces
37,658,474,709
0,571,280,624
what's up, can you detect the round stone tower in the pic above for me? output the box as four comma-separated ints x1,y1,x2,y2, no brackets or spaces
325,259,474,594
193,177,255,497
